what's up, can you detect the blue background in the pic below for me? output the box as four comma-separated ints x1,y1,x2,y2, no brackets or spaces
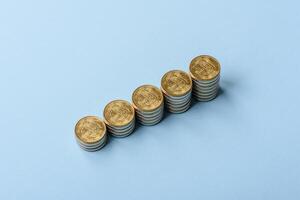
0,0,299,199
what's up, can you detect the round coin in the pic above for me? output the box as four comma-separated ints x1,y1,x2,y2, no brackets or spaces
161,70,192,97
75,116,106,144
103,100,135,127
189,55,220,81
132,85,163,112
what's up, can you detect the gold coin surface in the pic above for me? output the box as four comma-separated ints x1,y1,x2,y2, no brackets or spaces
161,70,192,97
75,116,106,144
132,85,163,112
189,55,220,81
103,100,135,127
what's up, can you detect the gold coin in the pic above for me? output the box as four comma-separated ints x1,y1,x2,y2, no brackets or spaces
103,100,135,127
75,116,106,144
132,85,163,112
189,55,220,81
161,70,192,97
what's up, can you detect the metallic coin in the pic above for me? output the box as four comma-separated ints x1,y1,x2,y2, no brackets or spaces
166,99,191,110
193,85,219,94
163,91,191,102
77,139,107,152
193,94,218,102
106,121,135,133
75,135,106,148
136,112,163,122
109,124,135,138
193,93,218,99
164,95,191,105
189,55,220,81
75,116,106,144
161,86,191,100
138,115,163,126
132,85,164,112
136,109,163,120
135,104,164,115
193,76,220,86
103,100,135,127
167,102,191,113
161,70,192,97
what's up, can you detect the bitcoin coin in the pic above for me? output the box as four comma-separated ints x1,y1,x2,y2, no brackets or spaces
132,85,164,126
74,116,107,151
103,100,135,137
190,55,221,102
104,100,135,127
132,85,163,112
161,70,192,97
161,70,192,113
189,55,220,81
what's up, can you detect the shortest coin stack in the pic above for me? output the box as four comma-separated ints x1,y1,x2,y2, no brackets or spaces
103,100,135,137
132,85,164,126
75,116,107,151
189,55,221,101
161,70,193,113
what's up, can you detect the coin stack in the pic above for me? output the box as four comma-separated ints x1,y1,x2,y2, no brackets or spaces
103,100,135,137
132,85,164,126
189,55,221,101
161,70,193,113
75,116,107,152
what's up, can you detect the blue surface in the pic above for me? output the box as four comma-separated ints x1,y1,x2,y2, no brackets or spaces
0,0,300,199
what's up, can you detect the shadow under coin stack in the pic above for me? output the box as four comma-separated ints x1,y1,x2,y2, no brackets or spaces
75,116,107,151
189,55,221,101
103,100,135,137
161,70,193,113
132,85,164,126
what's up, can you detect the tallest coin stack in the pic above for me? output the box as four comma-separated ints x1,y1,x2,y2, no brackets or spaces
189,55,221,101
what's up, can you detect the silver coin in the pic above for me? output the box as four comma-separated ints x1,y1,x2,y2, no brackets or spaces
167,102,191,114
76,139,107,151
166,98,191,109
193,90,219,98
164,95,191,105
192,75,220,84
138,118,163,126
136,107,164,118
135,105,164,115
75,135,107,148
137,113,163,122
163,92,191,101
109,123,135,138
106,119,135,130
166,100,191,110
193,85,219,94
138,114,164,126
193,78,219,88
107,121,135,133
193,92,218,101
162,90,192,100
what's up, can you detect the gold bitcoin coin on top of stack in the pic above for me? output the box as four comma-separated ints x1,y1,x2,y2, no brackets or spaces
75,116,107,151
132,85,164,126
161,70,193,113
103,100,135,137
189,55,221,101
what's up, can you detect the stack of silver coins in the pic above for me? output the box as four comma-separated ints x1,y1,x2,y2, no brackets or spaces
189,55,221,101
103,100,135,137
75,116,107,152
161,70,193,113
132,85,164,126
